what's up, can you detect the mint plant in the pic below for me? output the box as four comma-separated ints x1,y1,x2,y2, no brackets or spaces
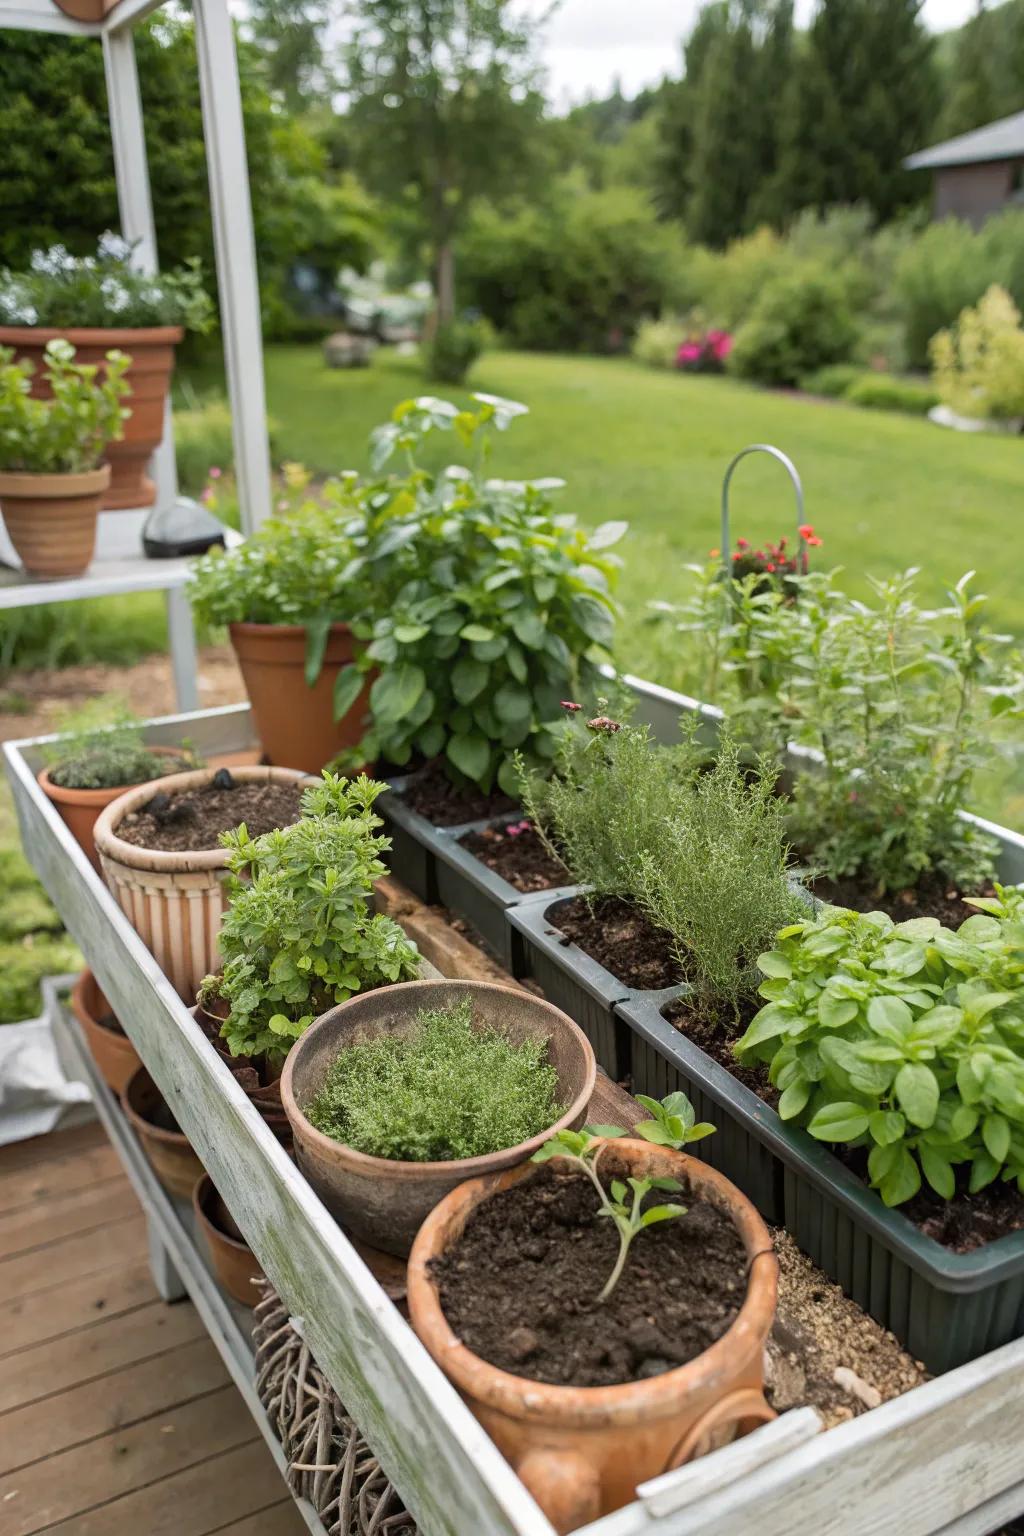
206,773,419,1065
532,1094,715,1299
735,889,1024,1206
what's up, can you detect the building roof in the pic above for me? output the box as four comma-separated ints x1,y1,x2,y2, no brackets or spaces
905,111,1024,171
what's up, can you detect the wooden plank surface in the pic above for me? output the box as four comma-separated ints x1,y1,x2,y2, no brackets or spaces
4,735,554,1536
0,1123,315,1536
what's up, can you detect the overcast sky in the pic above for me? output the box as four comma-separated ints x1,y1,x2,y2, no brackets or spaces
529,0,979,107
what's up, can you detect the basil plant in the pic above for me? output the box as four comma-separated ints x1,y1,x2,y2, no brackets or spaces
736,889,1024,1207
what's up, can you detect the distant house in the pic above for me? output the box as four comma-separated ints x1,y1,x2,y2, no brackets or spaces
905,111,1024,228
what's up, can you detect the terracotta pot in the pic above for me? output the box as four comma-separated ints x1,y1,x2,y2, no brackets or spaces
229,622,372,773
281,978,597,1257
94,765,311,1001
52,0,124,18
123,1065,204,1199
192,994,292,1146
0,325,182,510
71,968,140,1096
193,1173,266,1306
38,745,188,875
408,1142,779,1534
0,464,109,578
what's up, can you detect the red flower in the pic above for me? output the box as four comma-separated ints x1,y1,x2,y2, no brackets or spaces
806,535,823,547
560,700,581,712
765,562,776,573
736,537,749,549
709,547,720,558
798,524,815,540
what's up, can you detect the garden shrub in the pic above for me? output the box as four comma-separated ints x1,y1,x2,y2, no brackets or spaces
893,210,1024,370
736,890,1024,1206
209,773,420,1064
930,284,1024,421
305,998,563,1161
728,264,859,386
844,372,938,415
460,185,687,352
685,227,786,331
424,318,487,385
632,317,687,369
799,363,865,398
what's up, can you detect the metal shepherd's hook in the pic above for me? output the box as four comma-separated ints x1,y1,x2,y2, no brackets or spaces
720,444,806,574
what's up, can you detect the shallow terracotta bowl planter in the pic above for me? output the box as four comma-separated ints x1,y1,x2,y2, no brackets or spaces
39,744,188,875
407,1141,779,1536
123,1065,204,1199
93,765,310,1001
228,621,372,773
193,1173,266,1307
71,968,140,1096
281,978,597,1257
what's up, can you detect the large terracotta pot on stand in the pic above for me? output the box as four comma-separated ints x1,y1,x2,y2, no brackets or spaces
0,325,182,510
0,464,110,578
229,622,372,773
408,1141,779,1535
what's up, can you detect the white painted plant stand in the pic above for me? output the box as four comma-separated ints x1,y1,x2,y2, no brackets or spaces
0,0,276,711
6,699,1024,1536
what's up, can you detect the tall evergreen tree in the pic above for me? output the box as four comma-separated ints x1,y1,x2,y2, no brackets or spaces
686,10,761,245
775,0,938,224
939,3,999,138
651,4,729,224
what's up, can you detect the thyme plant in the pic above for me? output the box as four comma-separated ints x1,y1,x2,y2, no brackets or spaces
306,999,563,1161
209,774,419,1064
45,703,195,790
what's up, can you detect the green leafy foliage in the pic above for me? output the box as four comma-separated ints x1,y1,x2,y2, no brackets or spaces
348,394,625,792
305,998,564,1161
844,372,938,416
532,1092,711,1299
729,264,859,387
649,565,1024,895
735,888,1024,1206
207,773,419,1065
931,284,1024,421
0,236,213,332
0,339,129,475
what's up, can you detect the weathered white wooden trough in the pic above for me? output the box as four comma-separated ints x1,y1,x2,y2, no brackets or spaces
7,699,1024,1536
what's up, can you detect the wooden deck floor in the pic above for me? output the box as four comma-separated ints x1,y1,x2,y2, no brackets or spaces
0,1120,306,1536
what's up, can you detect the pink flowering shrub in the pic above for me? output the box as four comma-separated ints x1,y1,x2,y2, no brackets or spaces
677,328,733,373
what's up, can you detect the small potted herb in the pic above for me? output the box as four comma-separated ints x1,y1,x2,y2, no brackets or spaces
280,977,597,1255
39,704,197,872
0,339,129,577
197,773,420,1139
93,763,312,1002
407,1104,777,1533
0,236,213,509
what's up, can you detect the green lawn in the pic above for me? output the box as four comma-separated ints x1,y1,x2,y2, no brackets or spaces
186,345,1024,678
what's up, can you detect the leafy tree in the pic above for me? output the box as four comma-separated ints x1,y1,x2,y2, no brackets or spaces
343,0,550,324
774,0,938,224
246,0,333,112
939,3,1000,139
651,4,729,224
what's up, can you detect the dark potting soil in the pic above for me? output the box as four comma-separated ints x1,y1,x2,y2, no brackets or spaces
459,822,567,893
399,760,517,828
550,895,685,991
809,871,997,929
662,995,779,1108
434,1165,748,1387
116,778,304,852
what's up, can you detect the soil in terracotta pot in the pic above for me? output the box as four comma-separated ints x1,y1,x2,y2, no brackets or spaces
94,1005,127,1038
116,775,304,852
141,1096,182,1135
399,761,517,827
808,870,996,929
433,1165,747,1387
549,895,685,991
662,995,778,1107
459,822,567,893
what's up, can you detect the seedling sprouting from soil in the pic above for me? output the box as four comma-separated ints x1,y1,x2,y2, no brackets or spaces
532,1093,715,1300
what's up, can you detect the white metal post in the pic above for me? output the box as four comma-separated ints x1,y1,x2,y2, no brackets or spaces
102,25,179,515
193,0,273,533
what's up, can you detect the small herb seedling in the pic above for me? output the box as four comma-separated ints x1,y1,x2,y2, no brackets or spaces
531,1093,716,1300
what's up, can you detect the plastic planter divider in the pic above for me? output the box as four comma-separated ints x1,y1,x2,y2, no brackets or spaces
617,990,1024,1375
379,780,565,971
